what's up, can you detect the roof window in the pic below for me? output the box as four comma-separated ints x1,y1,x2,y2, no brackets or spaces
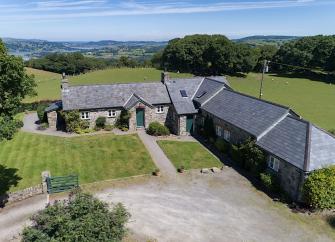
180,90,188,97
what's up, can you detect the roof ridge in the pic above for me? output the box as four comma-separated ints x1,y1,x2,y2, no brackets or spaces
69,81,164,88
200,85,226,107
256,111,290,141
224,88,291,111
303,121,312,172
191,77,206,100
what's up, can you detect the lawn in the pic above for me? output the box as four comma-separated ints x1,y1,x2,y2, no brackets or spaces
227,73,335,130
0,132,156,191
157,140,221,170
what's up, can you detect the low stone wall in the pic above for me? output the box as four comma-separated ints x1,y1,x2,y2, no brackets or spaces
1,184,43,205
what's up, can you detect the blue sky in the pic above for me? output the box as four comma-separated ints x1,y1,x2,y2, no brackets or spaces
0,0,334,41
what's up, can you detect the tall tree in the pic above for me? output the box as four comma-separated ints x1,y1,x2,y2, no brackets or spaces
0,38,36,140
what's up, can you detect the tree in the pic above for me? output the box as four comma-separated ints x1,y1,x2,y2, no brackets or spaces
0,164,22,206
22,190,130,241
0,39,36,140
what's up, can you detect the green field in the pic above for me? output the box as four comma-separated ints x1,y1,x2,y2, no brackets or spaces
228,73,335,130
25,67,335,130
157,141,221,170
0,132,156,191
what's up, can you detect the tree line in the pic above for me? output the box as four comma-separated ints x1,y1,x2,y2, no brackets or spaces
155,34,335,76
26,53,154,75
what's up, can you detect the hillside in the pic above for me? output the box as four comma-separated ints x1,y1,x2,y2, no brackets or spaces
234,35,300,46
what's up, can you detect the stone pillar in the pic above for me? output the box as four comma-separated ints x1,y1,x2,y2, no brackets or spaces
41,171,51,194
47,111,57,129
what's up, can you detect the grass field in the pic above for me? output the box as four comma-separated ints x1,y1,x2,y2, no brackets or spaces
0,132,156,191
228,73,335,130
157,140,221,170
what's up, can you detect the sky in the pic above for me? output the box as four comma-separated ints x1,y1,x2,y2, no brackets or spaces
0,0,334,41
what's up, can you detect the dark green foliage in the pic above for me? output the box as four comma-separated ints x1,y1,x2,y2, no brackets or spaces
38,123,49,131
203,115,216,139
36,103,48,122
26,52,109,75
147,122,170,136
0,116,23,141
115,110,130,130
214,138,230,154
329,129,335,135
231,144,243,167
239,139,266,176
95,116,106,129
260,171,280,193
0,38,36,140
0,165,22,196
161,34,260,75
117,56,139,68
273,35,335,72
60,110,89,133
303,166,335,209
17,100,55,113
21,190,130,241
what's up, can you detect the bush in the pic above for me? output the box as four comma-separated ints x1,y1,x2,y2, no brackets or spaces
239,139,266,176
60,110,90,133
0,116,23,141
146,122,170,136
115,110,130,130
21,190,130,241
260,172,280,193
231,144,243,167
104,124,113,131
36,103,48,122
303,166,335,209
215,138,230,154
95,116,106,129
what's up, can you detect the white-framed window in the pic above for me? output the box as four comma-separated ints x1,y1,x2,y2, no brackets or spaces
156,105,164,114
108,110,116,118
223,130,231,142
268,156,280,172
81,111,90,120
215,125,223,137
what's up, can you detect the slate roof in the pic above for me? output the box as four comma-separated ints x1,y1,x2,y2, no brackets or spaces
201,89,290,137
62,82,170,111
256,116,335,172
45,101,62,113
165,78,203,114
193,77,230,105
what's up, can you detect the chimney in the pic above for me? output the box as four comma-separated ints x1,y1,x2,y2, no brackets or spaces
161,72,170,84
61,72,69,90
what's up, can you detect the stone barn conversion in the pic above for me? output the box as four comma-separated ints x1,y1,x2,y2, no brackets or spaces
45,72,335,201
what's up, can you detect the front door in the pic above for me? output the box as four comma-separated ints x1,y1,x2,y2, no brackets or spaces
186,115,193,133
136,108,145,127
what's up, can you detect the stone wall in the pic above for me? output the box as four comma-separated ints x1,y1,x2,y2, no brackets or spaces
0,184,43,206
81,109,122,128
47,111,57,129
198,110,252,144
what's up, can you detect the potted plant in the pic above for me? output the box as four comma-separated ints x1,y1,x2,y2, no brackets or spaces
178,165,185,173
153,168,160,176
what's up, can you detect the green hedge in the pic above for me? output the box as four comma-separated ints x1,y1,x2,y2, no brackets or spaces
303,166,335,209
95,116,106,129
146,122,170,136
60,110,90,133
214,138,230,154
37,103,49,122
260,172,280,193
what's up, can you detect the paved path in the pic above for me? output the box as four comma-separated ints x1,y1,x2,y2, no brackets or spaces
137,130,177,178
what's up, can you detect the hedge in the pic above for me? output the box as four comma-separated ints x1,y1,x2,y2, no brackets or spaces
303,166,335,209
146,122,170,136
95,116,106,129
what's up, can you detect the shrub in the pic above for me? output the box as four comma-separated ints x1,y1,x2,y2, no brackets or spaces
303,166,335,209
60,110,90,133
231,144,243,167
239,139,266,176
95,116,106,129
21,190,130,241
215,138,230,154
115,110,130,130
146,122,170,136
260,172,280,193
36,103,48,122
0,116,23,141
104,124,113,131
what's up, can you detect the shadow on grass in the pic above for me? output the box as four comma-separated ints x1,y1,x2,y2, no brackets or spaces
327,216,335,228
0,164,22,208
270,71,335,84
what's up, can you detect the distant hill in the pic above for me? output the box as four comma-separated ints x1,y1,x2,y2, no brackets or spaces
234,35,301,47
2,38,167,60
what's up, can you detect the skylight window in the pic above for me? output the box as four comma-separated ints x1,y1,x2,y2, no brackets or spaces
196,91,207,98
180,90,188,97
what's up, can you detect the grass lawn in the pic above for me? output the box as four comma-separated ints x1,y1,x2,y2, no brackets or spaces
227,73,335,130
157,140,221,170
0,132,156,191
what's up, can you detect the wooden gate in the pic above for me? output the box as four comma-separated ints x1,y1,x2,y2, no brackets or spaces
46,175,79,194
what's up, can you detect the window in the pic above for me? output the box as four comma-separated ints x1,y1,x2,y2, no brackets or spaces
215,125,223,137
156,105,164,114
196,91,207,99
180,90,188,97
268,156,280,172
108,110,116,118
81,111,90,120
223,130,231,142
